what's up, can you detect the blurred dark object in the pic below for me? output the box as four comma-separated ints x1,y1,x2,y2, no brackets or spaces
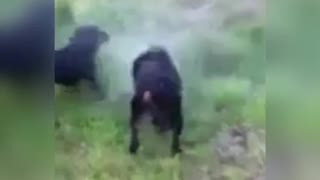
0,0,54,84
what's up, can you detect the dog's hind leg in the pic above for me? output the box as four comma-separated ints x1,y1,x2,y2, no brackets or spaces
129,96,143,154
171,95,183,156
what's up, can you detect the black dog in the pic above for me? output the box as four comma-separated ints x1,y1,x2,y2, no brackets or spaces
129,46,184,156
55,25,109,99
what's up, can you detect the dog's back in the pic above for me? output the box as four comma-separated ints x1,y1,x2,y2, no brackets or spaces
133,46,181,96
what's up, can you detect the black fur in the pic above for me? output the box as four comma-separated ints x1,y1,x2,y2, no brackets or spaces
55,25,109,99
129,46,184,156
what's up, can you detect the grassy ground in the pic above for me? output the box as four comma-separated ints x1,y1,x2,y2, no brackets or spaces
54,77,265,180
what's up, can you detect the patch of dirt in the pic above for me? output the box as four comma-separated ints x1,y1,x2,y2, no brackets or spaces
213,123,265,180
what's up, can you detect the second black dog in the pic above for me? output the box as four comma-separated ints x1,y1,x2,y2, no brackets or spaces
55,25,109,99
129,46,184,156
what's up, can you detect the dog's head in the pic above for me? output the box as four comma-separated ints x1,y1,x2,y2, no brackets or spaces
69,25,110,49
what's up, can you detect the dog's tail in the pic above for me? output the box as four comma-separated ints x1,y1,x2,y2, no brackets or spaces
142,90,152,103
142,90,170,133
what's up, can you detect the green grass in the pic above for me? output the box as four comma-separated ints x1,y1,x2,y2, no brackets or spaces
54,76,265,180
